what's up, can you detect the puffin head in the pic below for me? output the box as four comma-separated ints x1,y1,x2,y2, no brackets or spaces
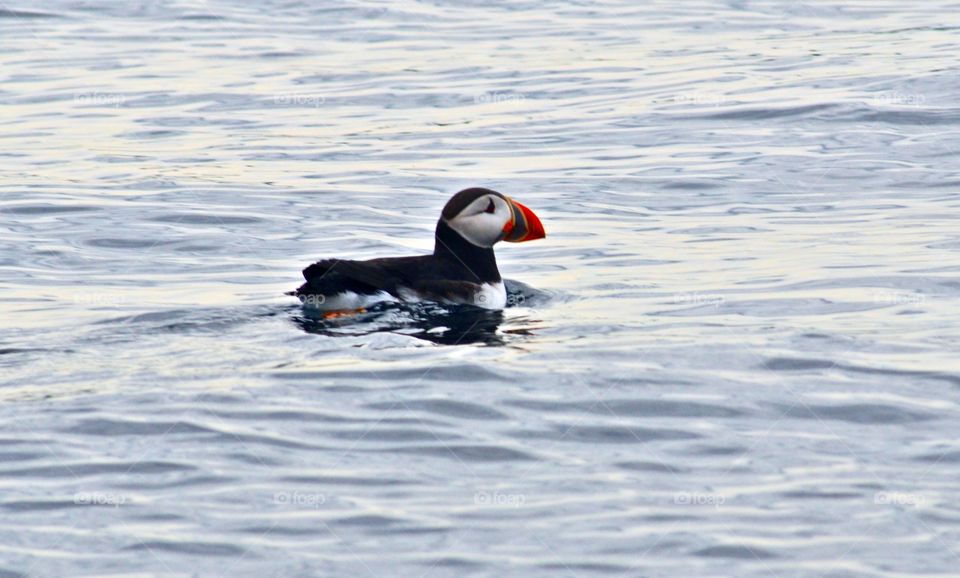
440,188,546,249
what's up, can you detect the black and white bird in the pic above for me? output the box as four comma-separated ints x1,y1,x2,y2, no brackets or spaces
291,188,545,312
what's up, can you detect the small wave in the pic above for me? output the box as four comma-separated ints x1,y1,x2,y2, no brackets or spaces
764,357,960,386
1,461,194,478
150,213,263,225
1,500,87,512
3,204,98,215
279,474,416,486
0,8,59,18
692,103,838,121
505,398,745,418
63,418,215,436
385,445,536,462
326,427,460,442
772,402,935,424
515,424,701,444
364,399,509,420
124,540,245,557
694,545,778,559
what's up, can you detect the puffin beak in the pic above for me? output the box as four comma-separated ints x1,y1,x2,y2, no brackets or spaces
502,197,546,242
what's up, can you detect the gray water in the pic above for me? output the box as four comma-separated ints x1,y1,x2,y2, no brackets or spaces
2,1,960,576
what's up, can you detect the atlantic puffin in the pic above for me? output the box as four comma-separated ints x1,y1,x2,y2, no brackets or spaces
291,188,545,311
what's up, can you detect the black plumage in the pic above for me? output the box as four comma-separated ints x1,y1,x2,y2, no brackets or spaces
291,189,506,307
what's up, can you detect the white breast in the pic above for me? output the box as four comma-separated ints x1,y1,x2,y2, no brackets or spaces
400,281,507,310
301,282,507,312
472,281,507,310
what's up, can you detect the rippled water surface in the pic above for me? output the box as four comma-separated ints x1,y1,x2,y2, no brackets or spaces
3,1,960,576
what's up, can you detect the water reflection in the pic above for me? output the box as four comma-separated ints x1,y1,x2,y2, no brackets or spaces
292,302,511,346
290,280,548,346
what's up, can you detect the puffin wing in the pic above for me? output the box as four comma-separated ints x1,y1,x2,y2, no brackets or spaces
292,256,494,308
409,279,484,305
294,259,395,297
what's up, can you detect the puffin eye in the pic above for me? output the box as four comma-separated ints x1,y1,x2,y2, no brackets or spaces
484,199,496,214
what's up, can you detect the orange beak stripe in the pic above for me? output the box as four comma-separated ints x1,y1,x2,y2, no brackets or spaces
503,197,546,243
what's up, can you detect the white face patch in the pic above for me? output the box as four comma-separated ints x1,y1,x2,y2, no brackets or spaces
445,194,512,248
